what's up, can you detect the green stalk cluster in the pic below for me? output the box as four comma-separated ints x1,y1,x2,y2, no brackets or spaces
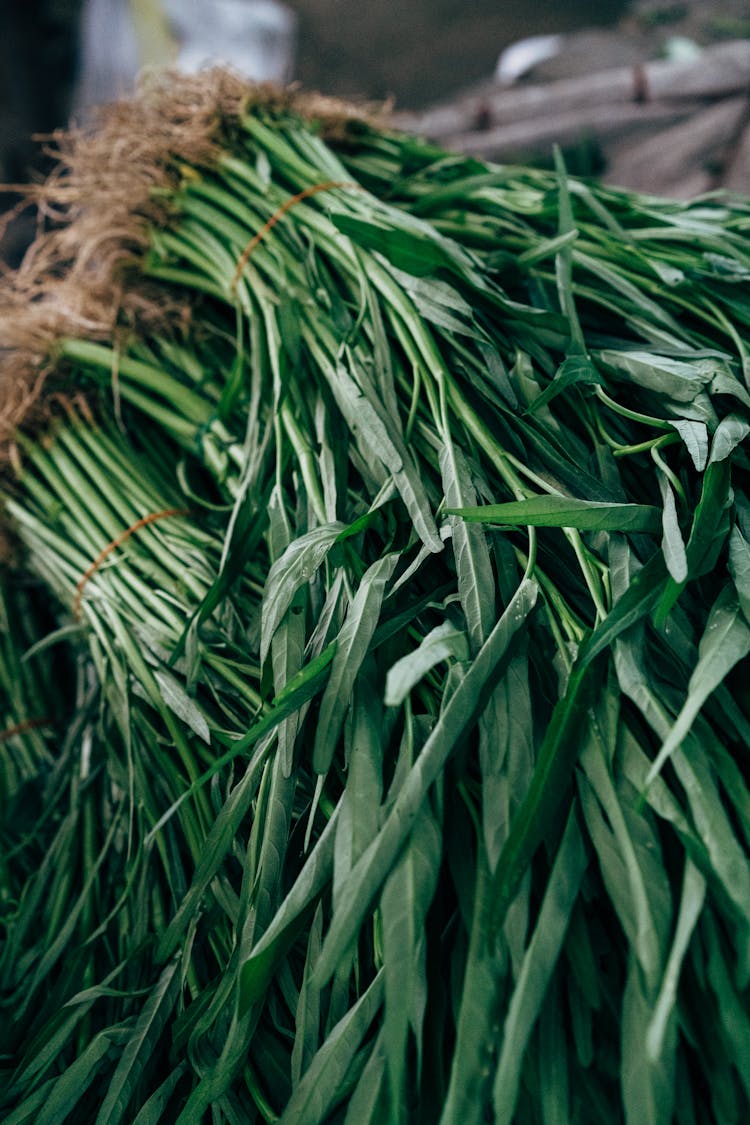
2,87,750,1125
0,573,69,903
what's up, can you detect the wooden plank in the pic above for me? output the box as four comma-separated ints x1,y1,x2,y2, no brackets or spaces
437,100,702,163
606,97,749,197
395,41,750,142
724,121,750,193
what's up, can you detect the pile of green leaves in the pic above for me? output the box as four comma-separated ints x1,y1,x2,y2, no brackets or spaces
2,81,750,1124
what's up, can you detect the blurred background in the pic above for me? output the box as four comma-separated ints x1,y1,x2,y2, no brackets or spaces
2,0,750,260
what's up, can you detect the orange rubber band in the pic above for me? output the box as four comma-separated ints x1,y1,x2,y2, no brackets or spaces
231,180,360,291
0,716,54,743
73,508,189,618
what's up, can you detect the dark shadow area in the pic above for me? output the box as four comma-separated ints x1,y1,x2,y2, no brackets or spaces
0,1,83,264
287,0,631,107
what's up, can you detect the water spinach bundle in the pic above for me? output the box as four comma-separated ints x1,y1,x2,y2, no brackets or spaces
1,72,750,1124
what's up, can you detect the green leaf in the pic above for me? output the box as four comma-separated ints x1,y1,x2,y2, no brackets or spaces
278,971,384,1125
728,525,750,625
330,211,470,279
343,1030,389,1124
291,904,324,1087
449,495,661,534
312,578,537,989
553,147,586,354
704,911,750,1101
268,484,307,775
333,665,384,909
16,808,123,1019
11,960,130,1090
670,419,708,471
240,805,340,1011
380,803,442,1118
646,586,750,787
441,855,508,1125
708,413,750,465
156,746,270,960
385,622,469,708
325,361,441,553
492,808,587,1125
243,749,298,944
621,957,676,1125
579,700,670,991
131,1066,187,1125
658,474,688,585
272,642,338,710
95,960,181,1125
646,860,706,1064
489,657,597,933
152,667,211,744
597,349,719,402
261,523,345,665
615,632,750,955
440,441,496,654
655,458,732,622
479,647,534,870
35,1029,125,1125
313,553,398,774
581,550,668,667
1,1079,56,1125
192,481,267,631
528,354,601,414
388,267,481,338
538,977,570,1125
148,640,338,846
711,369,750,412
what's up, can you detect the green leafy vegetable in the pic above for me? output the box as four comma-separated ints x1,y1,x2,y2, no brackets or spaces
1,73,749,1125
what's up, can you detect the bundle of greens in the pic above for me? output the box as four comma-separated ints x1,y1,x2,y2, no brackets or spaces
0,570,69,893
1,72,749,1124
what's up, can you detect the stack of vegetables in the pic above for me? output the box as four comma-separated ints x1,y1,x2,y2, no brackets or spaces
1,72,750,1124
